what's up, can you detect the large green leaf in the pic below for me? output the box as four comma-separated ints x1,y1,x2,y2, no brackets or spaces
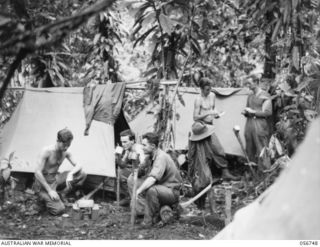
292,0,299,9
142,12,156,27
190,38,201,55
292,46,300,71
93,33,101,45
47,69,57,86
0,16,11,27
131,25,142,37
282,0,291,24
134,11,150,28
271,19,282,42
133,25,157,48
53,66,65,86
57,61,68,71
1,167,11,181
134,2,153,25
109,29,122,43
159,14,175,34
296,78,312,91
143,67,158,77
8,152,15,165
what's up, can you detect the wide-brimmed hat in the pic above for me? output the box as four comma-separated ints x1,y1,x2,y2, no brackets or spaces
189,121,215,141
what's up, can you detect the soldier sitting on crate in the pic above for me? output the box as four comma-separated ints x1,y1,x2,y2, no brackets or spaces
127,132,182,228
115,129,146,207
34,128,87,215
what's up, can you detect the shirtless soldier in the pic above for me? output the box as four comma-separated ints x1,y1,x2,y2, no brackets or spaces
193,77,221,124
191,77,239,182
34,128,87,215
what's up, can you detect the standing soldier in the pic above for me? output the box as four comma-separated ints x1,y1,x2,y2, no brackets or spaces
242,75,273,169
190,77,239,209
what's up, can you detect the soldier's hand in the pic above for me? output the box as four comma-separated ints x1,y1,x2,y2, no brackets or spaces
245,107,255,114
48,190,60,201
208,110,215,116
66,173,73,190
245,161,257,167
136,189,141,196
84,129,89,136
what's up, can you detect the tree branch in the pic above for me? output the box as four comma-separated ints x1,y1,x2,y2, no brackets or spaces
0,49,28,106
0,0,116,52
0,0,116,102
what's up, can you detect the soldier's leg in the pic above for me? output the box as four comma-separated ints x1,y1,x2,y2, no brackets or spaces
38,190,65,216
144,185,178,225
245,128,257,163
210,133,228,169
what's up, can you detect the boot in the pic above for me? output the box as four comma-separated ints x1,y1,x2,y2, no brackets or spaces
160,205,174,224
222,169,241,181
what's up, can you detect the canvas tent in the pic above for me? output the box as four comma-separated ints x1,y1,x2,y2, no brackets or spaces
0,86,128,178
129,87,250,156
1,86,249,177
214,118,320,240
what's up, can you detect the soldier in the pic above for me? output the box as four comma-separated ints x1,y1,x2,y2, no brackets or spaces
242,75,273,169
34,128,87,215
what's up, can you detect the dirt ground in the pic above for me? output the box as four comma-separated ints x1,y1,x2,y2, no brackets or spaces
0,190,225,240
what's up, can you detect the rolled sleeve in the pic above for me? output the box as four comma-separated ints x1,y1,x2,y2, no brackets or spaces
148,157,165,181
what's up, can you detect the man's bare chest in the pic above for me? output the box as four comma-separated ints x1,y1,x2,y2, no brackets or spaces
47,152,66,167
200,97,214,110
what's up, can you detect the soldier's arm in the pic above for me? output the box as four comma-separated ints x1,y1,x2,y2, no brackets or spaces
136,176,156,195
65,152,83,176
254,99,272,117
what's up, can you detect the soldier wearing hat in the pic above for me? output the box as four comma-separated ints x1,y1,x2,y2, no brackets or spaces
189,78,239,209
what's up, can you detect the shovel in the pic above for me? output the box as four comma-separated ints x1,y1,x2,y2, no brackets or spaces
179,178,223,210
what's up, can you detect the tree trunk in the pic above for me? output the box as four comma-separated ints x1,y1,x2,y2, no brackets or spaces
263,10,276,80
290,1,303,75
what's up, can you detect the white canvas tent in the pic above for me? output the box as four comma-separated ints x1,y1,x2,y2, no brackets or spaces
129,87,249,156
0,87,117,177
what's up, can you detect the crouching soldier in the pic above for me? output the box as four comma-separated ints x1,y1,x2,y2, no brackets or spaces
34,128,87,215
128,132,182,228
